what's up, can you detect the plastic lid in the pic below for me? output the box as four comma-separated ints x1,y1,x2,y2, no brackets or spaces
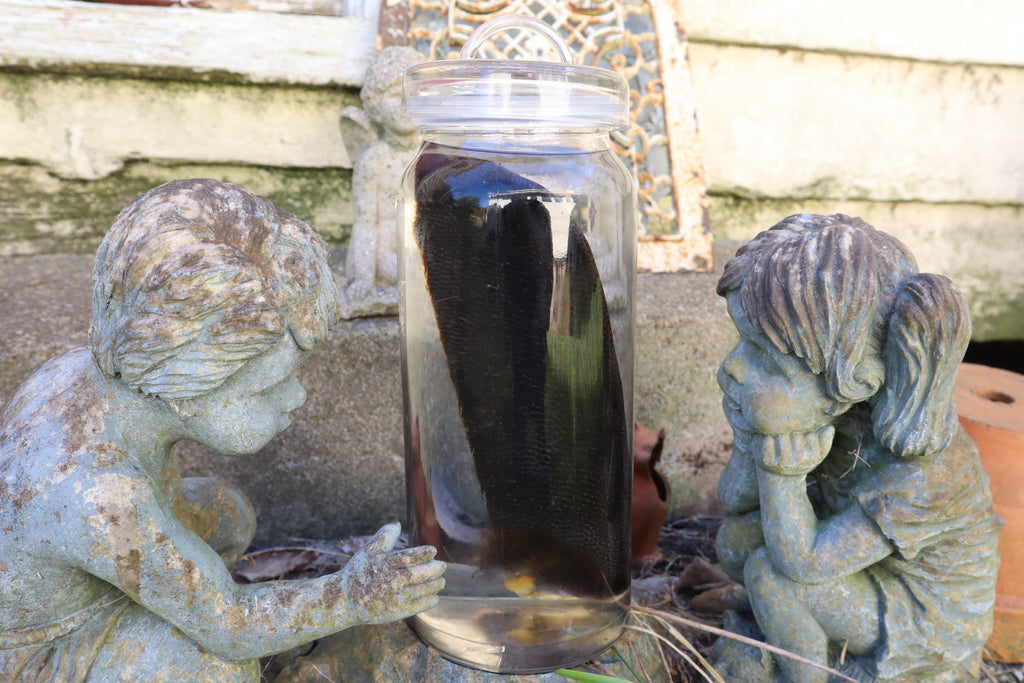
403,16,629,132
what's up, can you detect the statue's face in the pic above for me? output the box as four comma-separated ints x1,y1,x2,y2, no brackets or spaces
718,294,836,438
179,333,311,455
368,79,419,137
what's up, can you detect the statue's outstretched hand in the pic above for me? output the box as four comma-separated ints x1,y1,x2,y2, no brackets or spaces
340,522,445,625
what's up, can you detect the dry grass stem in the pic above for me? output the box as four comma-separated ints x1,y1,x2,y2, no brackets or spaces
631,612,724,683
626,624,722,683
633,605,858,683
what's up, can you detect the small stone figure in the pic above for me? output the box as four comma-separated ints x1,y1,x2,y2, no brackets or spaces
0,180,444,682
337,46,425,318
712,214,1001,682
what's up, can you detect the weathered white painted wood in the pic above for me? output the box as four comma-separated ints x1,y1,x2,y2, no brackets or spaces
0,0,378,86
0,72,357,178
679,0,1024,67
689,43,1024,205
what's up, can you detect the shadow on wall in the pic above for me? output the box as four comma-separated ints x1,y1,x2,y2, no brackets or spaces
965,340,1024,376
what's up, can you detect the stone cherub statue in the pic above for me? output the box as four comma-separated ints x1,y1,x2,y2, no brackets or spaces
0,179,444,681
712,214,1001,682
337,46,426,318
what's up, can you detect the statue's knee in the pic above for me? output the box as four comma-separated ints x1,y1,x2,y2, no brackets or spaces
743,547,789,602
716,512,763,584
89,605,258,682
179,477,256,563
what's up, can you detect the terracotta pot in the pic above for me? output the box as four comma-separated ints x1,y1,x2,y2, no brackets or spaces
632,420,669,563
955,363,1024,663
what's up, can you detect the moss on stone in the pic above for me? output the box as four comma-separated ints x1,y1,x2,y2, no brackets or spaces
708,194,838,241
0,161,353,256
2,69,361,106
709,194,1024,341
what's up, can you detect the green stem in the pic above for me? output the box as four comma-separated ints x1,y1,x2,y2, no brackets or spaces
554,669,634,683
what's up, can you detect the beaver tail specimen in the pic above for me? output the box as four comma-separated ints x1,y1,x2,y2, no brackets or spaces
413,151,629,597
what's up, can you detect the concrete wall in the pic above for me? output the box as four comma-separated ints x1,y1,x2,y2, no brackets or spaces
679,0,1024,340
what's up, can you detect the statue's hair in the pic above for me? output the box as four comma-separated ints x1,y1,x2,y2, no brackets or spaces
873,273,971,456
90,179,342,401
717,213,970,457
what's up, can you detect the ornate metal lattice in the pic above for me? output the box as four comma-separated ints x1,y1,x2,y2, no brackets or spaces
402,0,712,271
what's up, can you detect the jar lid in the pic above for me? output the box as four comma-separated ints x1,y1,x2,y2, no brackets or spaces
403,16,629,132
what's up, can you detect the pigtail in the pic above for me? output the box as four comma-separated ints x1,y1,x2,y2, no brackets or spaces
872,273,971,457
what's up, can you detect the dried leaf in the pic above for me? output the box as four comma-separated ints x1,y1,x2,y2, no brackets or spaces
631,576,677,604
233,549,317,582
675,557,730,591
689,584,750,615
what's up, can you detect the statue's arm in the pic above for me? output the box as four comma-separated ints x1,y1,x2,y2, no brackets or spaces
71,476,442,660
344,153,383,288
717,442,760,513
755,466,892,584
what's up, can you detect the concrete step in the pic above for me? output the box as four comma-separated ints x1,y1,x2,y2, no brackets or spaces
0,253,736,544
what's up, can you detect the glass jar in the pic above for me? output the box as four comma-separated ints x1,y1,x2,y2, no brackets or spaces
397,16,637,674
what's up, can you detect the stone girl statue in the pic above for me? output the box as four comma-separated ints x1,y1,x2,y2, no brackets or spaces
0,179,444,681
713,214,1001,682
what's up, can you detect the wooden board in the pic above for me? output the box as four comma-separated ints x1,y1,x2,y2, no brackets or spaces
0,0,377,86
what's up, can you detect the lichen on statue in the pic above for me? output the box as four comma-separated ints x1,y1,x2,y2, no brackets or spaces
0,179,444,682
711,214,1001,682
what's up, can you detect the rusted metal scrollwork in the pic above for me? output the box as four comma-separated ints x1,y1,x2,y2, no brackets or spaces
386,0,712,271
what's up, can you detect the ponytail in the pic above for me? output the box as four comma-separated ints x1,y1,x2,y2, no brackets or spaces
872,274,971,457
